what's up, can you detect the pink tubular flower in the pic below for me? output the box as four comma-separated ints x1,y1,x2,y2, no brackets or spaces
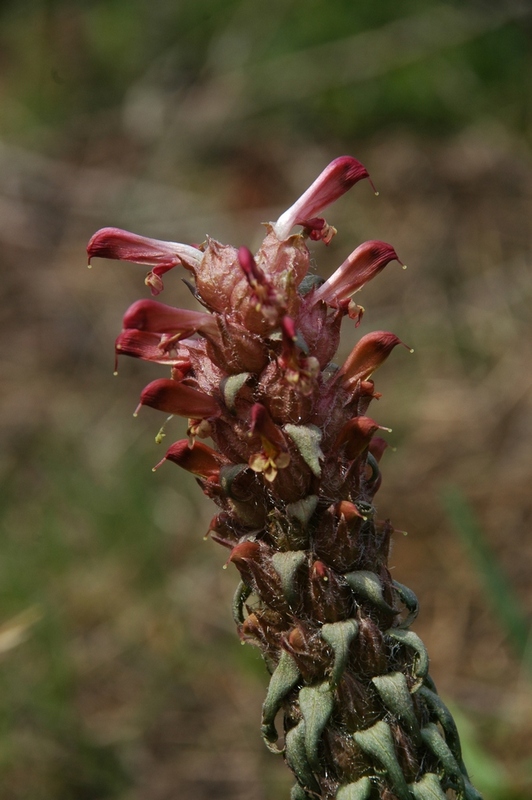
114,329,193,365
337,331,410,390
88,227,203,295
273,156,375,239
87,227,203,270
122,299,216,336
312,241,402,306
153,440,228,480
335,416,392,460
137,378,220,418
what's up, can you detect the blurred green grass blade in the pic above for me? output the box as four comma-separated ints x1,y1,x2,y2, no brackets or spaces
442,486,532,674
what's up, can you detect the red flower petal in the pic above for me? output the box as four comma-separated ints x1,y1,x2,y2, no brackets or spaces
155,440,227,480
274,156,374,239
313,241,401,306
338,332,410,390
122,299,216,337
87,227,202,270
335,416,391,460
139,378,219,418
115,330,191,365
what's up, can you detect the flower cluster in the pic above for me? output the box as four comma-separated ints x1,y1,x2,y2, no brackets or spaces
89,157,482,800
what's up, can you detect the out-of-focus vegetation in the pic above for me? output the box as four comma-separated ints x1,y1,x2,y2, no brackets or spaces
1,1,531,798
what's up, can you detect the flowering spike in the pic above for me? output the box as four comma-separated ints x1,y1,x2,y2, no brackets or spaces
313,241,402,306
273,156,372,239
91,155,483,800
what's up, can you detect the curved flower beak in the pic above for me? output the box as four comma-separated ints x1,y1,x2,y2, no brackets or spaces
313,241,402,306
87,227,204,294
334,416,392,460
153,439,228,480
136,378,220,418
337,332,412,391
87,227,203,269
273,156,375,240
122,299,217,339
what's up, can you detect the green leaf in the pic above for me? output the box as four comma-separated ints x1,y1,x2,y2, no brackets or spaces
284,424,324,477
261,650,301,751
272,550,307,607
219,464,248,498
285,720,320,794
321,619,359,686
421,723,465,795
344,570,395,614
220,372,251,412
232,580,251,625
417,686,464,766
291,784,310,800
371,671,421,743
286,495,319,527
353,720,411,800
298,682,334,770
336,776,372,799
410,772,447,800
392,580,419,628
386,628,429,690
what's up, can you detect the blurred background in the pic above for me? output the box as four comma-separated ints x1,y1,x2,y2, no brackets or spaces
1,1,531,798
